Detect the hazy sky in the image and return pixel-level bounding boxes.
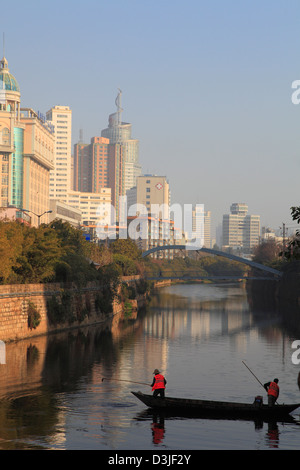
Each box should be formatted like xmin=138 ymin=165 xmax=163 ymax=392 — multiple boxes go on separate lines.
xmin=2 ymin=0 xmax=300 ymax=236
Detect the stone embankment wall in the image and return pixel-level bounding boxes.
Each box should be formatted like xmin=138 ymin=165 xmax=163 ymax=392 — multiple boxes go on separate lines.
xmin=0 ymin=276 xmax=144 ymax=343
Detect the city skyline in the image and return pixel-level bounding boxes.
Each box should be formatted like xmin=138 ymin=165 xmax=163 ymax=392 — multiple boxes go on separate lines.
xmin=1 ymin=0 xmax=299 ymax=236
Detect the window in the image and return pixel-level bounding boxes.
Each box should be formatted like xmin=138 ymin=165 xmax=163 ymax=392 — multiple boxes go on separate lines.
xmin=2 ymin=128 xmax=10 ymax=145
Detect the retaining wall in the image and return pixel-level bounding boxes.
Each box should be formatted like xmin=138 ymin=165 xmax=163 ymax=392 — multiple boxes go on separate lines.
xmin=0 ymin=281 xmax=123 ymax=342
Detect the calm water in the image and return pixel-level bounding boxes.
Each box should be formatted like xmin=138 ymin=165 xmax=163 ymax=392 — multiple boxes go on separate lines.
xmin=0 ymin=282 xmax=300 ymax=452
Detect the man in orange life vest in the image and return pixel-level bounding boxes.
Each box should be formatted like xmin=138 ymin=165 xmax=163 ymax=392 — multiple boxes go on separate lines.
xmin=264 ymin=378 xmax=279 ymax=406
xmin=151 ymin=369 xmax=167 ymax=398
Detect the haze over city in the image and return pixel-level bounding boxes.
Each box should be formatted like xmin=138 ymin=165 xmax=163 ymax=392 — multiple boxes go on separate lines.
xmin=2 ymin=0 xmax=300 ymax=236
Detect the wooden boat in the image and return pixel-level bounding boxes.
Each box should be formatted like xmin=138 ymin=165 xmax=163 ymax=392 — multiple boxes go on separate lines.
xmin=131 ymin=391 xmax=300 ymax=419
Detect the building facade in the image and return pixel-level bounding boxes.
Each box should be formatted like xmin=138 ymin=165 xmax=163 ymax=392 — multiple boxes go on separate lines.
xmin=127 ymin=175 xmax=170 ymax=219
xmin=101 ymin=90 xmax=141 ymax=194
xmin=0 ymin=56 xmax=54 ymax=226
xmin=190 ymin=205 xmax=209 ymax=248
xmin=74 ymin=136 xmax=124 ymax=221
xmin=46 ymin=105 xmax=72 ymax=201
xmin=49 ymin=199 xmax=81 ymax=227
xmin=20 ymin=108 xmax=54 ymax=226
xmin=127 ymin=214 xmax=177 ymax=259
xmin=64 ymin=188 xmax=111 ymax=226
xmin=126 ymin=175 xmax=183 ymax=258
xmin=222 ymin=203 xmax=260 ymax=253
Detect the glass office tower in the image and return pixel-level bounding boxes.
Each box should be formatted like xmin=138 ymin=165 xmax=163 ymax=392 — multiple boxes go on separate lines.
xmin=101 ymin=90 xmax=141 ymax=193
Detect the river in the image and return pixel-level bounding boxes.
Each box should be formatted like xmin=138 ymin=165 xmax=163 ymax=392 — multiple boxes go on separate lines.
xmin=0 ymin=282 xmax=300 ymax=453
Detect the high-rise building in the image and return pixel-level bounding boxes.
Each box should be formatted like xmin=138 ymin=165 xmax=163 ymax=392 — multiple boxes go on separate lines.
xmin=46 ymin=105 xmax=72 ymax=201
xmin=74 ymin=136 xmax=124 ymax=220
xmin=101 ymin=90 xmax=141 ymax=193
xmin=222 ymin=203 xmax=260 ymax=253
xmin=0 ymin=56 xmax=54 ymax=226
xmin=191 ymin=206 xmax=210 ymax=248
xmin=73 ymin=142 xmax=90 ymax=193
xmin=204 ymin=211 xmax=211 ymax=248
xmin=127 ymin=175 xmax=170 ymax=219
xmin=126 ymin=175 xmax=179 ymax=258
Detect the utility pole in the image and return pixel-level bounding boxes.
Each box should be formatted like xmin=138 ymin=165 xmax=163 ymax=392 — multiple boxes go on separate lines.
xmin=279 ymin=222 xmax=286 ymax=257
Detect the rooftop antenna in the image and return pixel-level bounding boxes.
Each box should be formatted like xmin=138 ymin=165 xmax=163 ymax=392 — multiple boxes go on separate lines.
xmin=115 ymin=88 xmax=123 ymax=126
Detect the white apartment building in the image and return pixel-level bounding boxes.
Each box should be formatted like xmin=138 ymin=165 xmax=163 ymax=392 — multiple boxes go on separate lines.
xmin=49 ymin=199 xmax=82 ymax=227
xmin=64 ymin=189 xmax=111 ymax=226
xmin=191 ymin=207 xmax=211 ymax=248
xmin=222 ymin=203 xmax=260 ymax=253
xmin=46 ymin=105 xmax=72 ymax=200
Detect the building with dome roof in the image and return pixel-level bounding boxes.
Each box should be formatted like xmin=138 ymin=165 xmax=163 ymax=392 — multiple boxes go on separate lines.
xmin=0 ymin=56 xmax=21 ymax=113
xmin=0 ymin=55 xmax=54 ymax=226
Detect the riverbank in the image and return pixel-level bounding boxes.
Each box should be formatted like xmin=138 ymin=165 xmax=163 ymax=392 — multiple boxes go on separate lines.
xmin=0 ymin=276 xmax=150 ymax=343
xmin=247 ymin=261 xmax=300 ymax=312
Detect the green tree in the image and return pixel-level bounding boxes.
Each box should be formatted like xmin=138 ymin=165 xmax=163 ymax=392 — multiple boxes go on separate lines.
xmin=252 ymin=240 xmax=281 ymax=265
xmin=110 ymin=238 xmax=143 ymax=261
xmin=281 ymin=206 xmax=300 ymax=260
xmin=112 ymin=253 xmax=138 ymax=276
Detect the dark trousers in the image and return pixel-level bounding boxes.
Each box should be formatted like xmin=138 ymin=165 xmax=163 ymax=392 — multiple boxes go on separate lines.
xmin=153 ymin=389 xmax=165 ymax=398
xmin=268 ymin=395 xmax=277 ymax=406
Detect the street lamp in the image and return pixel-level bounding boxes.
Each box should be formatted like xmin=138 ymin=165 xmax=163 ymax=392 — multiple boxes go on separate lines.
xmin=20 ymin=209 xmax=52 ymax=227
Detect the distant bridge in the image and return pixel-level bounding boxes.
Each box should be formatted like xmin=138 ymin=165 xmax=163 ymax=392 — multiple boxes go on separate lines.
xmin=142 ymin=245 xmax=283 ymax=280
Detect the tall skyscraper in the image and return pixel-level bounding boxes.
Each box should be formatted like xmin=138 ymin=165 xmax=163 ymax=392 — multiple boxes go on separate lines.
xmin=74 ymin=136 xmax=124 ymax=220
xmin=101 ymin=90 xmax=141 ymax=193
xmin=46 ymin=105 xmax=72 ymax=201
xmin=222 ymin=203 xmax=260 ymax=253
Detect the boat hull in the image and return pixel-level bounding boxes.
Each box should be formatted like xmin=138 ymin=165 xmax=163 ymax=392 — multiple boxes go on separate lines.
xmin=131 ymin=391 xmax=300 ymax=419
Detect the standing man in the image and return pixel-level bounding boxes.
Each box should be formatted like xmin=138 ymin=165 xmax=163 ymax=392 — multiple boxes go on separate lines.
xmin=264 ymin=378 xmax=279 ymax=406
xmin=151 ymin=369 xmax=167 ymax=398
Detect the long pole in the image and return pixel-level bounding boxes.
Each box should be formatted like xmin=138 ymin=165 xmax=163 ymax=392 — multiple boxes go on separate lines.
xmin=102 ymin=377 xmax=151 ymax=387
xmin=242 ymin=361 xmax=265 ymax=390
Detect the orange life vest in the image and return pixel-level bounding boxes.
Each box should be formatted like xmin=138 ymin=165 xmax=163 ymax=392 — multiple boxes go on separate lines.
xmin=152 ymin=374 xmax=166 ymax=391
xmin=268 ymin=381 xmax=279 ymax=398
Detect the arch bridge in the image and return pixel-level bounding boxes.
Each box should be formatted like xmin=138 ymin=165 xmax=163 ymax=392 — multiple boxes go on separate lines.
xmin=142 ymin=245 xmax=282 ymax=280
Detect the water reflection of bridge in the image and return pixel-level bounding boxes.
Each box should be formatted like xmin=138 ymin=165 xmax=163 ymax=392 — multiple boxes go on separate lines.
xmin=144 ymin=272 xmax=276 ymax=281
